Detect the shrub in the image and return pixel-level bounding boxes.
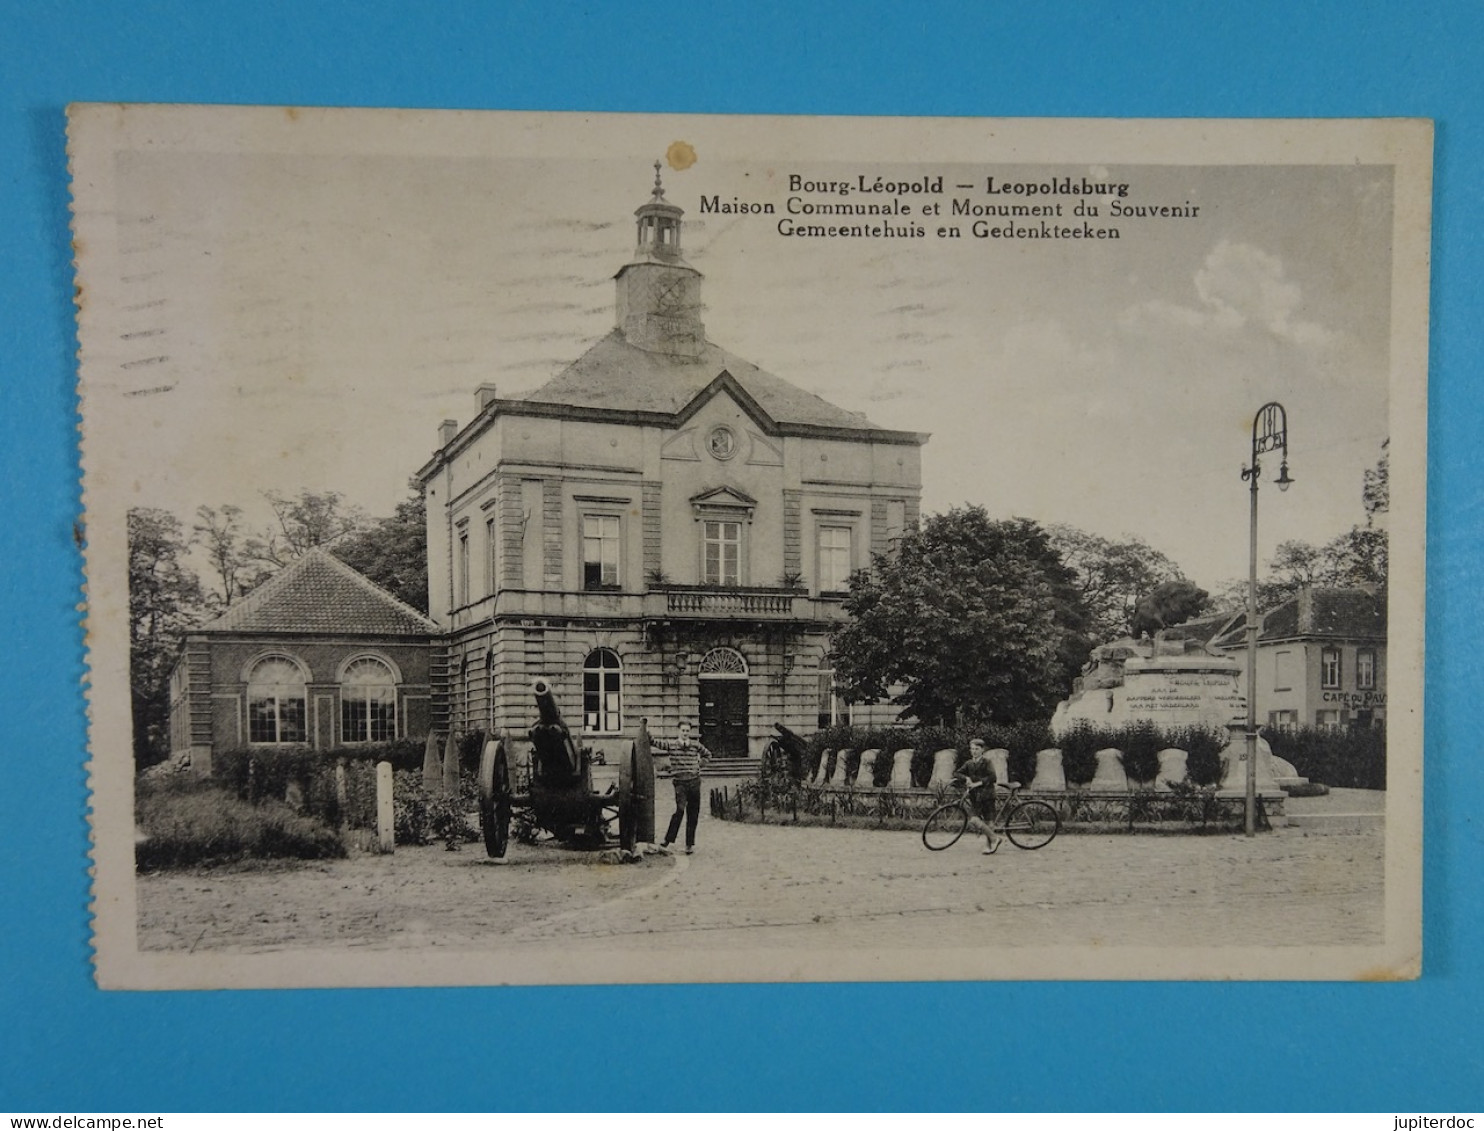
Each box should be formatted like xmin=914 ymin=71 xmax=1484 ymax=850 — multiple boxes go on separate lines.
xmin=135 ymin=774 xmax=345 ymax=869
xmin=1172 ymin=726 xmax=1229 ymax=787
xmin=1057 ymin=723 xmax=1101 ymax=786
xmin=1116 ymin=722 xmax=1163 ymax=785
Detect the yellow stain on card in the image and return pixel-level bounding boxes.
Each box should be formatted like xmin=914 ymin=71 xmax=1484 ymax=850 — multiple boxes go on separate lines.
xmin=666 ymin=141 xmax=697 ymax=171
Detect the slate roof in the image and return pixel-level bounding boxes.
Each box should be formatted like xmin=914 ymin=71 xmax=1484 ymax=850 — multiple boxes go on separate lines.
xmin=195 ymin=548 xmax=437 ymax=637
xmin=521 ymin=329 xmax=883 ymax=432
xmin=1211 ymin=587 xmax=1386 ymax=648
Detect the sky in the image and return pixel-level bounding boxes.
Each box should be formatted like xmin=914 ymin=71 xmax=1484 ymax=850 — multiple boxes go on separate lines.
xmin=97 ymin=131 xmax=1394 ymax=592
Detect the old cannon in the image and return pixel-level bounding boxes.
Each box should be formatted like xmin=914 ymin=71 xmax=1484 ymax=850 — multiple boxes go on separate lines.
xmin=476 ymin=680 xmax=656 ymax=858
xmin=769 ymin=722 xmax=810 ymax=782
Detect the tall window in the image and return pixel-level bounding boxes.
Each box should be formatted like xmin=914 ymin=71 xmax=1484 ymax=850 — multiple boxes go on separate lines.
xmin=703 ymin=520 xmax=741 ymax=585
xmin=583 ymin=648 xmax=622 ymax=733
xmin=1321 ymin=647 xmax=1342 ymax=689
xmin=818 ymin=525 xmax=853 ymax=591
xmin=247 ymin=656 xmax=307 ymax=744
xmin=582 ymin=514 xmax=621 ymax=589
xmin=1356 ymin=648 xmax=1376 ymax=690
xmin=341 ymin=657 xmax=397 ymax=743
xmin=457 ymin=530 xmax=470 ymax=607
xmin=1268 ymin=709 xmax=1298 ymax=731
xmin=1316 ymin=709 xmax=1343 ymax=731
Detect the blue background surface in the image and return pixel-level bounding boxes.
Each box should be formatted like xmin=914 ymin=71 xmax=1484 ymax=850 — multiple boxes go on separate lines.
xmin=2 ymin=0 xmax=1480 ymax=1112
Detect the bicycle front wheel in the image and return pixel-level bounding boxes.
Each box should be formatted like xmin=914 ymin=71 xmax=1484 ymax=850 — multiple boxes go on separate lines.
xmin=1004 ymin=800 xmax=1060 ymax=849
xmin=922 ymin=803 xmax=969 ymax=851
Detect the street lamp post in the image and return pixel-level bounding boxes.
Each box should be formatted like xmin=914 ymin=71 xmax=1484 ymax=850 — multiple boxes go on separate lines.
xmin=1239 ymin=402 xmax=1293 ymax=836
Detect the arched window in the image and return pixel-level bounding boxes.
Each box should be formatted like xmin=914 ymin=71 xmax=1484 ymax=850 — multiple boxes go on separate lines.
xmin=583 ymin=648 xmax=622 ymax=733
xmin=247 ymin=656 xmax=307 ymax=745
xmin=341 ymin=656 xmax=397 ymax=743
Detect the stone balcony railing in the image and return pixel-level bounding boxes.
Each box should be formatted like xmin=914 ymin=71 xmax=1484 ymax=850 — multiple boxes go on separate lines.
xmin=658 ymin=585 xmax=799 ymax=617
xmin=444 ymin=584 xmax=842 ymax=629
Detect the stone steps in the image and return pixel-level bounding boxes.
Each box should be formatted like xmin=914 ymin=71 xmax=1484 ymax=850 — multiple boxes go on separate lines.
xmin=658 ymin=757 xmax=761 ymax=778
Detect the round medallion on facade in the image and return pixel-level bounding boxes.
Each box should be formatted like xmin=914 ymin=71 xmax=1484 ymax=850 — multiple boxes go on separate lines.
xmin=707 ymin=425 xmax=737 ymax=461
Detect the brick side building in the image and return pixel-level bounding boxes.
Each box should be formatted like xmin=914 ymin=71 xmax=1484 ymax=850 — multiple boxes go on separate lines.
xmin=169 ymin=547 xmax=439 ymax=770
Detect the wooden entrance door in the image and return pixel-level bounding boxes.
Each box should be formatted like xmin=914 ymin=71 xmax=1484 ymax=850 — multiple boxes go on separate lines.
xmin=699 ymin=679 xmax=749 ymax=758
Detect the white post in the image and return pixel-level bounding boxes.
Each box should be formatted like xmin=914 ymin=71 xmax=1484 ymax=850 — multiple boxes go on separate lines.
xmin=376 ymin=760 xmax=395 ymax=852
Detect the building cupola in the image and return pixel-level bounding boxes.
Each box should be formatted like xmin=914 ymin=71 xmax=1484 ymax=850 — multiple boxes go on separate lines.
xmin=615 ymin=162 xmax=705 ymax=357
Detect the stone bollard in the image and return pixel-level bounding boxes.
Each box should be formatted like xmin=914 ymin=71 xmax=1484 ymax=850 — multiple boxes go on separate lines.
xmin=1156 ymin=748 xmax=1189 ymax=792
xmin=889 ymin=749 xmax=916 ymax=789
xmin=812 ymin=749 xmax=833 ymax=785
xmin=928 ymin=748 xmax=958 ymax=788
xmin=376 ymin=760 xmax=395 ymax=852
xmin=442 ymin=731 xmax=460 ymax=799
xmin=856 ymin=749 xmax=880 ymax=790
xmin=1028 ymin=749 xmax=1066 ymax=792
xmin=831 ymin=749 xmax=856 ymax=787
xmin=986 ymin=748 xmax=1012 ymax=787
xmin=1089 ymin=748 xmax=1129 ymax=792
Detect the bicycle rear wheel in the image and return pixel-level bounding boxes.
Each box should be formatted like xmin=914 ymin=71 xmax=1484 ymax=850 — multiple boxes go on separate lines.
xmin=922 ymin=803 xmax=969 ymax=851
xmin=1003 ymin=800 xmax=1060 ymax=849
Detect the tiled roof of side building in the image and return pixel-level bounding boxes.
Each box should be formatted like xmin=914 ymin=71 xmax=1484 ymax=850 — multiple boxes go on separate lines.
xmin=1211 ymin=587 xmax=1385 ymax=647
xmin=195 ymin=547 xmax=438 ymax=636
xmin=1304 ymin=587 xmax=1387 ymax=637
xmin=521 ymin=329 xmax=884 ymax=432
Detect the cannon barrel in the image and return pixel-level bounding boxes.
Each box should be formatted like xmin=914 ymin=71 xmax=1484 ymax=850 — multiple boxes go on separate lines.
xmin=533 ymin=679 xmax=565 ymax=727
xmin=529 ymin=679 xmax=581 ymax=784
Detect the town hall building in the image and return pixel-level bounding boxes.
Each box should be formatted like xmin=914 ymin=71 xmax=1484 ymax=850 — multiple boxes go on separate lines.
xmin=414 ymin=169 xmax=927 ymax=763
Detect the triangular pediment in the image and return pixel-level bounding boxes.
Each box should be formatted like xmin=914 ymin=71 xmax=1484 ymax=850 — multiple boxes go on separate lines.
xmin=689 ymin=485 xmax=759 ymax=509
xmin=674 ymin=371 xmax=780 ymax=435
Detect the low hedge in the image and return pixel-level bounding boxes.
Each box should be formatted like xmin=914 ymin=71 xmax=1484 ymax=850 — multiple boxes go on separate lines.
xmin=135 ymin=774 xmax=345 ymax=870
xmin=212 ymin=739 xmax=482 ymax=837
xmin=1266 ymin=725 xmax=1386 ymax=790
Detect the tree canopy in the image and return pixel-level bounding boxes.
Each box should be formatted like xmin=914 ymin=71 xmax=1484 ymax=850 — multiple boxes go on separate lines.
xmin=1046 ymin=524 xmax=1188 ymax=642
xmin=333 ymin=492 xmax=430 ymax=613
xmin=830 ymin=508 xmax=1092 ymax=725
xmin=1214 ymin=438 xmax=1389 ymax=611
xmin=128 ymin=508 xmax=205 ymax=767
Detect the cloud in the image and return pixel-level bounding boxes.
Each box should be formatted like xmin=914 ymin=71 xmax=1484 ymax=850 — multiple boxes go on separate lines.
xmin=1121 ymin=239 xmax=1340 ymax=350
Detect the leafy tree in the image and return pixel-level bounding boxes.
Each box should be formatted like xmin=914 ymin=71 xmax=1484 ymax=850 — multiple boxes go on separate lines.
xmin=1130 ymin=578 xmax=1211 ymax=637
xmin=333 ymin=492 xmax=430 ymax=614
xmin=193 ymin=490 xmax=369 ymax=606
xmin=1215 ymin=438 xmax=1389 ymax=610
xmin=128 ymin=508 xmax=205 ymax=768
xmin=1363 ymin=437 xmax=1389 ymax=522
xmin=245 ymin=489 xmax=368 ymax=570
xmin=1047 ymin=525 xmax=1187 ymax=642
xmin=192 ymin=503 xmax=256 ymax=609
xmin=830 ymin=508 xmax=1092 ymax=725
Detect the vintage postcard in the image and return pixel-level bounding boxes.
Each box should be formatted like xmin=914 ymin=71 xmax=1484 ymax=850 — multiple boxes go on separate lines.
xmin=70 ymin=105 xmax=1430 ymax=988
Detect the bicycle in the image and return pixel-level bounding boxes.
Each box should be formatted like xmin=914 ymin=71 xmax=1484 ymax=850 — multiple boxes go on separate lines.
xmin=922 ymin=776 xmax=1061 ymax=852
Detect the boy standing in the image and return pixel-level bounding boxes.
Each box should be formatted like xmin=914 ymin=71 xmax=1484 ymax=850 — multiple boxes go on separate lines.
xmin=655 ymin=720 xmax=712 ymax=854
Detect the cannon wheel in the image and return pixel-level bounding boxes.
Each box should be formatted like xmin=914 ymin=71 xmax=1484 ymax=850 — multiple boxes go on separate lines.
xmin=616 ymin=743 xmax=638 ymax=853
xmin=478 ymin=738 xmax=512 ymax=858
